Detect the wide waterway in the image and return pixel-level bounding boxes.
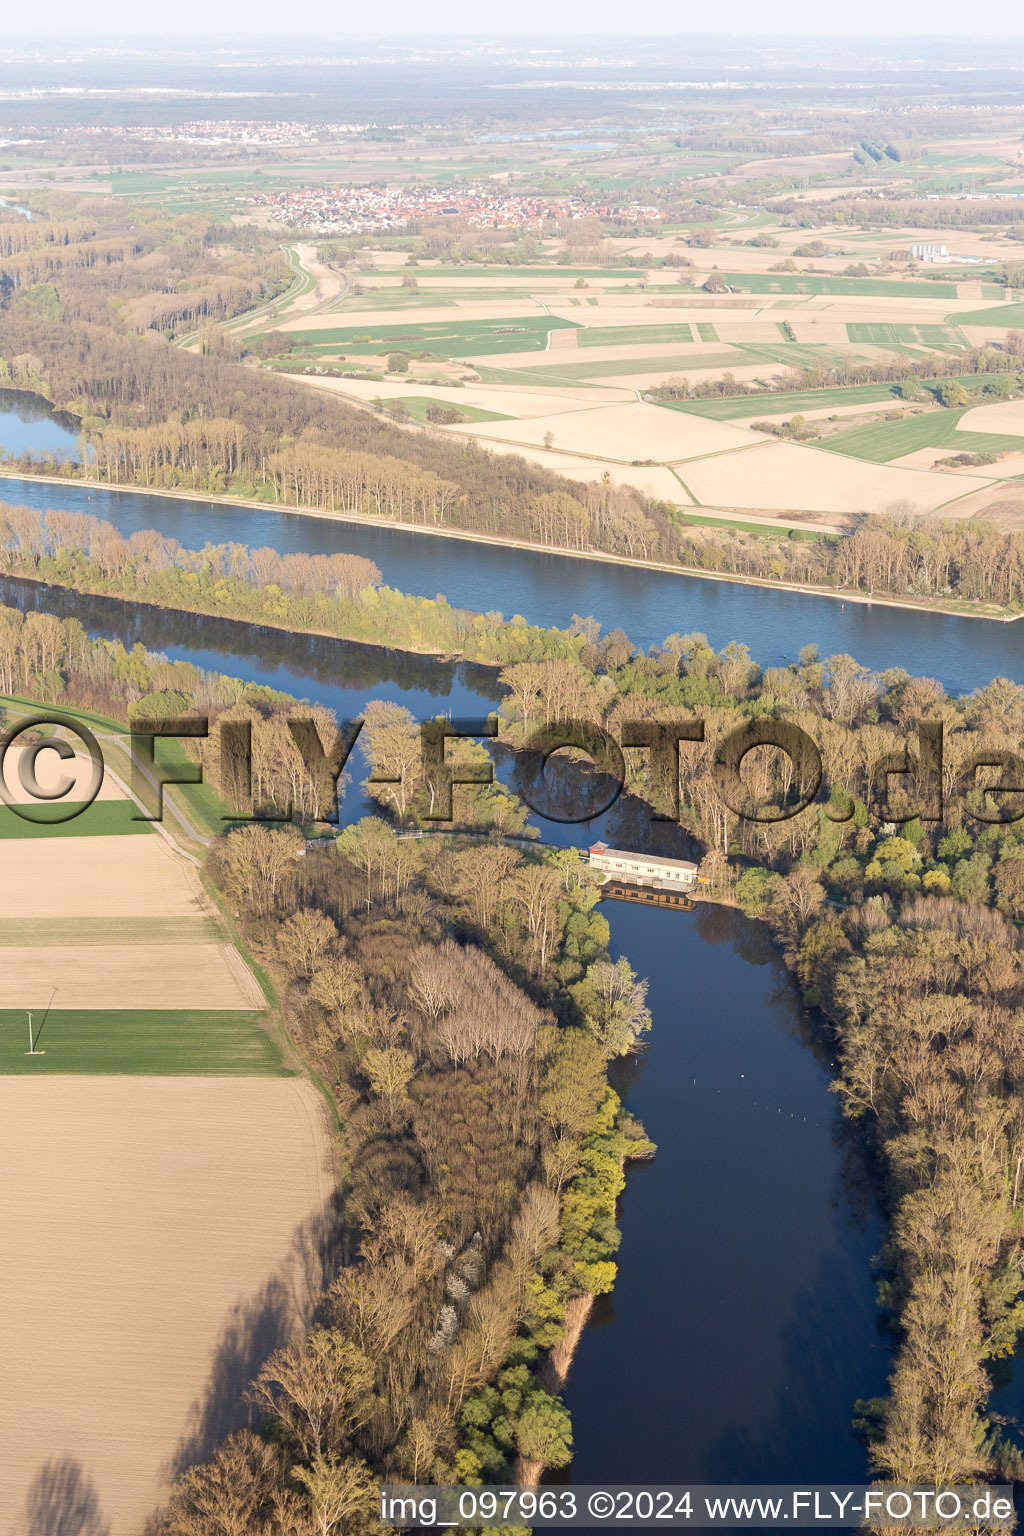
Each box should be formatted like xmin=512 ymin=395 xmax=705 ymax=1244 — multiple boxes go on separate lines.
xmin=1 ymin=401 xmax=1023 ymax=693
xmin=0 ymin=569 xmax=891 ymax=1510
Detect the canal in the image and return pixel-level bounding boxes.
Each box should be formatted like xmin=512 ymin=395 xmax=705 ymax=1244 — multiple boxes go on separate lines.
xmin=1 ymin=399 xmax=1022 ymax=693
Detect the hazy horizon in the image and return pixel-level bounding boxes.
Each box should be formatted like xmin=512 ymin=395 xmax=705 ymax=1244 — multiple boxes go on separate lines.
xmin=6 ymin=6 xmax=1024 ymax=40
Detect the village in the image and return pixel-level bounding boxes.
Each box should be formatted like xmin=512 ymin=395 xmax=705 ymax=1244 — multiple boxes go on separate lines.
xmin=249 ymin=181 xmax=668 ymax=232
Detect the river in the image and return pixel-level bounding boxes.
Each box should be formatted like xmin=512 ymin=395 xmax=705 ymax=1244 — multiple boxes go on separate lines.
xmin=1 ymin=401 xmax=1022 ymax=693
xmin=0 ymin=561 xmax=892 ymax=1511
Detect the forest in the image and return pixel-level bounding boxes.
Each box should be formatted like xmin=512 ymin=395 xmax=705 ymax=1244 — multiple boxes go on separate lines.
xmin=0 ymin=600 xmax=654 ymax=1533
xmin=0 ymin=195 xmax=666 ymax=562
xmin=8 ymin=550 xmax=1024 ymax=1507
xmin=7 ymin=194 xmax=1024 ymax=606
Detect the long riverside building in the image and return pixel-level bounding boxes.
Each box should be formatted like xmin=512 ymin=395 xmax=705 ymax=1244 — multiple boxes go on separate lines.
xmin=588 ymin=841 xmax=698 ymax=890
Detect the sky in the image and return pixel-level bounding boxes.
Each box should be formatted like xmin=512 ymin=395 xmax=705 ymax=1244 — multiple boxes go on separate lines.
xmin=8 ymin=0 xmax=1024 ymax=39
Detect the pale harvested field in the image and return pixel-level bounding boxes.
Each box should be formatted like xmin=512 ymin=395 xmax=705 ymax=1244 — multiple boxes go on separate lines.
xmin=452 ymin=402 xmax=757 ymax=461
xmin=292 ymin=372 xmax=628 ymax=414
xmin=402 ymin=272 xmax=636 ymax=291
xmin=0 ymin=835 xmax=212 ymax=921
xmin=437 ymin=434 xmax=685 ymax=499
xmin=0 ymin=743 xmax=124 ymax=805
xmin=958 ymin=400 xmax=1024 ymax=434
xmin=777 ymin=293 xmax=980 ymax=321
xmin=681 ymin=440 xmax=994 ymax=515
xmin=0 ymin=942 xmax=264 ymax=1010
xmin=787 ymin=319 xmax=857 ymax=345
xmin=961 ymin=322 xmax=1015 ymax=346
xmin=892 ymin=446 xmax=1024 ymax=478
xmin=943 ymin=486 xmax=1024 ymax=523
xmin=597 ymin=362 xmax=772 ymax=390
xmin=284 ymin=300 xmax=542 ymax=331
xmin=542 ymin=302 xmax=742 ymax=327
xmin=489 ymin=338 xmax=744 ymax=369
xmin=712 ymin=322 xmax=794 ymax=343
xmin=0 ymin=1076 xmax=335 ymax=1536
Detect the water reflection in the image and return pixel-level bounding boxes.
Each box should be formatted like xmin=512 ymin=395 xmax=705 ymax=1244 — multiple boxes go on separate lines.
xmin=0 ymin=393 xmax=80 ymax=461
xmin=542 ymin=901 xmax=888 ymax=1512
xmin=0 ymin=447 xmax=1021 ymax=690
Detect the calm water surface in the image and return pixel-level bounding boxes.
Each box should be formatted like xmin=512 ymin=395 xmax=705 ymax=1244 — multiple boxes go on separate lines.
xmin=557 ymin=901 xmax=886 ymax=1496
xmin=1 ymin=400 xmax=1022 ymax=693
xmin=0 ymin=394 xmax=79 ymax=461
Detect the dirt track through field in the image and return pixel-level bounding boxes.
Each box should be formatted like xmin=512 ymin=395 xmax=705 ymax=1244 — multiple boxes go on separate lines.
xmin=0 ymin=1076 xmax=336 ymax=1536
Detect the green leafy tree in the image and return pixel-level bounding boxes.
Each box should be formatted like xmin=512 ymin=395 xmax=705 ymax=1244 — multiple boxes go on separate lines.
xmin=514 ymin=1390 xmax=573 ymax=1468
xmin=937 ymin=380 xmax=968 ymax=408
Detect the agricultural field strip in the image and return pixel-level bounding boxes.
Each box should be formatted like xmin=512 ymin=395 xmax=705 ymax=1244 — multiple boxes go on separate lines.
xmin=470 ymin=353 xmax=745 ymax=383
xmin=459 ymin=420 xmax=772 ymax=468
xmin=956 ymin=302 xmax=1024 ymax=327
xmin=0 ymin=1077 xmax=332 ymax=1531
xmin=264 ymin=315 xmax=583 ymax=355
xmin=0 ymin=916 xmax=223 ymax=945
xmin=0 ymin=1010 xmax=287 ymax=1075
xmin=0 ymin=943 xmax=265 ymax=1010
xmin=657 ymin=378 xmax=1015 ymax=420
xmin=0 ymin=835 xmax=210 ymax=919
xmin=815 ymin=409 xmax=1024 ymax=463
xmin=0 ymin=802 xmax=154 ymax=837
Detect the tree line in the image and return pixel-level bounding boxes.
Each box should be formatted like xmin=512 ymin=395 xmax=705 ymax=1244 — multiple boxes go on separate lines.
xmin=646 ymin=339 xmax=1024 ymax=403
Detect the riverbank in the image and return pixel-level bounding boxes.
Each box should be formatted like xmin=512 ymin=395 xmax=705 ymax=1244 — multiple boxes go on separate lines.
xmin=3 ymin=466 xmax=1020 ymax=626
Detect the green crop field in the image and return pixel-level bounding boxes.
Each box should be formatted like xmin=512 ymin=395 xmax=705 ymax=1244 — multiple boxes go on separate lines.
xmin=383 ymin=396 xmax=512 ymax=424
xmin=652 ymin=374 xmax=1003 ymax=421
xmin=654 ymin=383 xmax=905 ymax=419
xmin=956 ymin=302 xmax=1024 ymax=328
xmin=0 ymin=1009 xmax=289 ymax=1075
xmin=0 ymin=801 xmax=153 ymax=838
xmin=472 ymin=351 xmax=743 ymax=384
xmin=722 ymin=273 xmax=958 ymax=298
xmin=816 ymin=409 xmax=1024 ymax=463
xmin=263 ymin=315 xmax=582 ymax=357
xmin=847 ymin=323 xmax=966 ymax=347
xmin=578 ymin=323 xmax=695 ymax=347
xmin=697 ymin=322 xmax=720 ymax=341
xmin=732 ymin=341 xmax=848 ymax=369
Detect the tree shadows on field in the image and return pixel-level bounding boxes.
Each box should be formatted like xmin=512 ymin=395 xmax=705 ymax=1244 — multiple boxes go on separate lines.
xmin=168 ymin=1187 xmax=343 ymax=1477
xmin=17 ymin=1458 xmax=109 ymax=1536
